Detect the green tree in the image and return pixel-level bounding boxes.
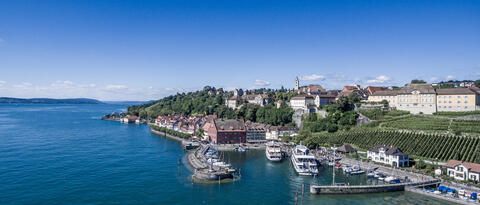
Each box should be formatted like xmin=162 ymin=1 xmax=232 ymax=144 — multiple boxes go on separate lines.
xmin=411 ymin=79 xmax=427 ymax=84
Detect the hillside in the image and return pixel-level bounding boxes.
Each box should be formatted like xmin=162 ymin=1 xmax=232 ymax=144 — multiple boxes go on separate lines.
xmin=127 ymin=86 xmax=295 ymax=126
xmin=0 ymin=97 xmax=103 ymax=104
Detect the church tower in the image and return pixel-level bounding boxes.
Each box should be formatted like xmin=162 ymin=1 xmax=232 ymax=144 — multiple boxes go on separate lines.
xmin=295 ymin=76 xmax=300 ymax=90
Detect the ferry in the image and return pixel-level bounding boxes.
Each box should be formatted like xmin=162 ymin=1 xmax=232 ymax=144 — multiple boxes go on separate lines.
xmin=290 ymin=145 xmax=319 ymax=176
xmin=265 ymin=141 xmax=283 ymax=162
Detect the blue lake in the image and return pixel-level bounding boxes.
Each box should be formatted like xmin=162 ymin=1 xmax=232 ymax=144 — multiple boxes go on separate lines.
xmin=0 ymin=104 xmax=449 ymax=204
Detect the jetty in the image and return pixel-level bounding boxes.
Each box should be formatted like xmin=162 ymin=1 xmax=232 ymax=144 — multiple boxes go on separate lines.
xmin=310 ymin=179 xmax=441 ymax=194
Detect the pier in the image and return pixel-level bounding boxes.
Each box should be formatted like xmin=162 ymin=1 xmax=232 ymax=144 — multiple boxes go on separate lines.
xmin=310 ymin=179 xmax=441 ymax=194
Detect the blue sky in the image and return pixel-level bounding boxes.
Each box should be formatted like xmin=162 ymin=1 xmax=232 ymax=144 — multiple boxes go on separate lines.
xmin=0 ymin=0 xmax=479 ymax=100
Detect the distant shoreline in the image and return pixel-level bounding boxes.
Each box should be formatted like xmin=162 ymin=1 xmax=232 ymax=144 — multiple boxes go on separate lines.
xmin=0 ymin=97 xmax=103 ymax=104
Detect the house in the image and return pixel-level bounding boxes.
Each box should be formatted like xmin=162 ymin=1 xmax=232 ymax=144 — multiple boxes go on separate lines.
xmin=265 ymin=125 xmax=279 ymax=140
xmin=233 ymin=88 xmax=244 ymax=97
xmin=245 ymin=122 xmax=266 ymax=143
xmin=278 ymin=126 xmax=298 ymax=137
xmin=436 ymin=88 xmax=477 ymax=112
xmin=367 ymin=145 xmax=409 ymax=167
xmin=444 ymin=160 xmax=480 ymax=182
xmin=244 ymin=94 xmax=271 ymax=107
xmin=337 ymin=85 xmax=367 ymax=100
xmin=365 ymin=86 xmax=388 ymax=96
xmin=314 ymin=93 xmax=337 ymax=107
xmin=225 ymin=96 xmax=240 ymax=109
xmin=204 ymin=119 xmax=246 ymax=144
xmin=121 ymin=115 xmax=138 ymax=123
xmin=297 ymin=84 xmax=326 ymax=95
xmin=290 ymin=95 xmax=315 ymax=111
xmin=367 ymin=90 xmax=399 ymax=108
xmin=337 ymin=144 xmax=357 ymax=154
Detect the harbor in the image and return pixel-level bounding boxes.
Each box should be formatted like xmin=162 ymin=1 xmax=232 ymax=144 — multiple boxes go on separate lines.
xmin=187 ymin=145 xmax=240 ymax=183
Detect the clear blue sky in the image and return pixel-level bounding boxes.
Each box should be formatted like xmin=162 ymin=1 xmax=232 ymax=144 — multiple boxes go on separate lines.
xmin=0 ymin=0 xmax=479 ymax=100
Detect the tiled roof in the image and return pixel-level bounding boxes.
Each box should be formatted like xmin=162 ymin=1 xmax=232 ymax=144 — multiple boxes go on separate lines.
xmin=445 ymin=160 xmax=480 ymax=173
xmin=370 ymin=90 xmax=398 ymax=96
xmin=214 ymin=119 xmax=245 ymax=131
xmin=436 ymin=88 xmax=476 ymax=95
xmin=291 ymin=95 xmax=314 ymax=100
xmin=397 ymin=84 xmax=436 ymax=94
xmin=369 ymin=145 xmax=406 ymax=156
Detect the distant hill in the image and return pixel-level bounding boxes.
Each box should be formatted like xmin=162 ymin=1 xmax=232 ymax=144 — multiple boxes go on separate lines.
xmin=0 ymin=97 xmax=103 ymax=104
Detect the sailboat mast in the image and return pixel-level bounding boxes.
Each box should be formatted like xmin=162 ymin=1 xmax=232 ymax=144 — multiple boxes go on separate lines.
xmin=332 ymin=147 xmax=335 ymax=185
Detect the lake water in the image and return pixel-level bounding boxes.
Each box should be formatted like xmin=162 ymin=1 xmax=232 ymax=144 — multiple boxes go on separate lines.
xmin=0 ymin=104 xmax=449 ymax=204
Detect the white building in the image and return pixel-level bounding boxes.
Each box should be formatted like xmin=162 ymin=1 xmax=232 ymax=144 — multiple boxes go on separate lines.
xmin=445 ymin=160 xmax=480 ymax=182
xmin=244 ymin=94 xmax=271 ymax=107
xmin=396 ymin=84 xmax=437 ymax=114
xmin=290 ymin=95 xmax=316 ymax=112
xmin=367 ymin=84 xmax=436 ymax=114
xmin=225 ymin=97 xmax=239 ymax=109
xmin=367 ymin=145 xmax=409 ymax=167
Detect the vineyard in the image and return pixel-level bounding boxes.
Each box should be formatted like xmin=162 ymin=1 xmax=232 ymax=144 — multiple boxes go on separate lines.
xmin=303 ymin=129 xmax=480 ymax=163
xmin=380 ymin=115 xmax=480 ymax=134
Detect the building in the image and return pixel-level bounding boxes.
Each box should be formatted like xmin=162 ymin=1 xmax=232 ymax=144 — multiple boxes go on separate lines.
xmin=245 ymin=122 xmax=266 ymax=143
xmin=436 ymin=88 xmax=477 ymax=112
xmin=444 ymin=160 xmax=480 ymax=182
xmin=365 ymin=86 xmax=388 ymax=96
xmin=204 ymin=119 xmax=246 ymax=144
xmin=265 ymin=125 xmax=279 ymax=140
xmin=295 ymin=76 xmax=300 ymax=90
xmin=368 ymin=84 xmax=480 ymax=113
xmin=290 ymin=95 xmax=316 ymax=112
xmin=396 ymin=84 xmax=437 ymax=114
xmin=367 ymin=90 xmax=399 ymax=108
xmin=337 ymin=85 xmax=367 ymax=100
xmin=337 ymin=144 xmax=357 ymax=154
xmin=121 ymin=115 xmax=138 ymax=123
xmin=244 ymin=94 xmax=271 ymax=107
xmin=367 ymin=145 xmax=409 ymax=167
xmin=233 ymin=88 xmax=244 ymax=97
xmin=278 ymin=126 xmax=298 ymax=137
xmin=225 ymin=96 xmax=240 ymax=109
xmin=314 ymin=93 xmax=337 ymax=107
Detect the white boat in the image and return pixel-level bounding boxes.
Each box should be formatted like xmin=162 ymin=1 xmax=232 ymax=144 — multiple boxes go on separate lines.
xmin=265 ymin=141 xmax=283 ymax=162
xmin=290 ymin=145 xmax=319 ymax=176
xmin=367 ymin=171 xmax=375 ymax=178
xmin=384 ymin=176 xmax=399 ymax=183
xmin=348 ymin=165 xmax=364 ymax=175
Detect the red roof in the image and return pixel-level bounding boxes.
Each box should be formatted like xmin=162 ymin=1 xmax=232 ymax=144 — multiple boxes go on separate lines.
xmin=366 ymin=86 xmax=388 ymax=95
xmin=444 ymin=160 xmax=480 ymax=173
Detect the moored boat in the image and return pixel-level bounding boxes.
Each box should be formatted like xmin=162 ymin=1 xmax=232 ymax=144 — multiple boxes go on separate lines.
xmin=290 ymin=145 xmax=319 ymax=176
xmin=265 ymin=141 xmax=283 ymax=162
